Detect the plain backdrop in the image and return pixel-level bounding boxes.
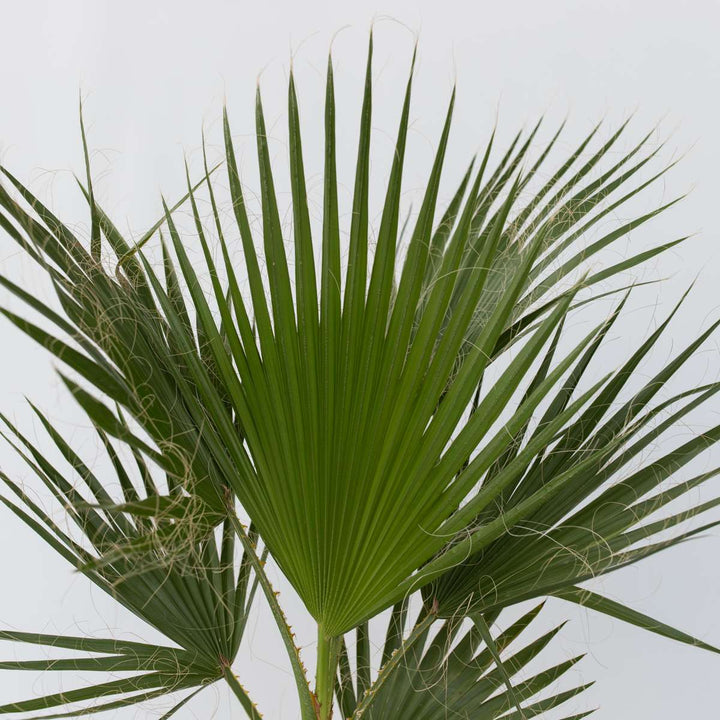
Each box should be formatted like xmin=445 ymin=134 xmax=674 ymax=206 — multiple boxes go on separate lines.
xmin=2 ymin=1 xmax=720 ymax=717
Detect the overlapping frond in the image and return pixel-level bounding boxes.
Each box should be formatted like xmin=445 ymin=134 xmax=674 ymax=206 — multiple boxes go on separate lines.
xmin=0 ymin=410 xmax=264 ymax=717
xmin=419 ymin=299 xmax=720 ymax=618
xmin=337 ymin=602 xmax=592 ymax=720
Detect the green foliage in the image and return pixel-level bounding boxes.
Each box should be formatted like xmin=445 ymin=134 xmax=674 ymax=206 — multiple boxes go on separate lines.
xmin=349 ymin=603 xmax=593 ymax=720
xmin=1 ymin=35 xmax=719 ymax=719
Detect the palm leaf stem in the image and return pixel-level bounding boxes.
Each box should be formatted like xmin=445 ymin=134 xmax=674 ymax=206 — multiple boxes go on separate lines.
xmin=316 ymin=626 xmax=341 ymax=720
xmin=222 ymin=662 xmax=263 ymax=719
xmin=227 ymin=512 xmax=316 ymax=720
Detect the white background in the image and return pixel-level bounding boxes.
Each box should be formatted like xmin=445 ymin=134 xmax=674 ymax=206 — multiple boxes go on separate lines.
xmin=2 ymin=1 xmax=720 ymax=717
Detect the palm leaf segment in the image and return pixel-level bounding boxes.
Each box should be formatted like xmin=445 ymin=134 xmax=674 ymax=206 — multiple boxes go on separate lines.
xmin=1 ymin=36 xmax=720 ymax=718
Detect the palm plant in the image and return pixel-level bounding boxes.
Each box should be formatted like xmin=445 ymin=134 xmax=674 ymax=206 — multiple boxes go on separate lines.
xmin=1 ymin=35 xmax=719 ymax=719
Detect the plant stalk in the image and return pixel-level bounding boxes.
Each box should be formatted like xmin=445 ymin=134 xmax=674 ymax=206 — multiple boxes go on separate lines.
xmin=222 ymin=662 xmax=263 ymax=719
xmin=227 ymin=513 xmax=316 ymax=720
xmin=315 ymin=624 xmax=340 ymax=720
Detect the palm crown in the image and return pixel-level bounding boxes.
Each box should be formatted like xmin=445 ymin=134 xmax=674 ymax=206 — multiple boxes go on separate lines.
xmin=1 ymin=35 xmax=719 ymax=720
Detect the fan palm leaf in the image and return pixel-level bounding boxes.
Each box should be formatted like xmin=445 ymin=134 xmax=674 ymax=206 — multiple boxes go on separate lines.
xmin=349 ymin=603 xmax=592 ymax=720
xmin=0 ymin=408 xmax=264 ymax=717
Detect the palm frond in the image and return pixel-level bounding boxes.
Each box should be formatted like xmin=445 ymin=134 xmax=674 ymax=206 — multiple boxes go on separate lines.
xmin=0 ymin=409 xmax=263 ymax=717
xmin=343 ymin=602 xmax=592 ymax=720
